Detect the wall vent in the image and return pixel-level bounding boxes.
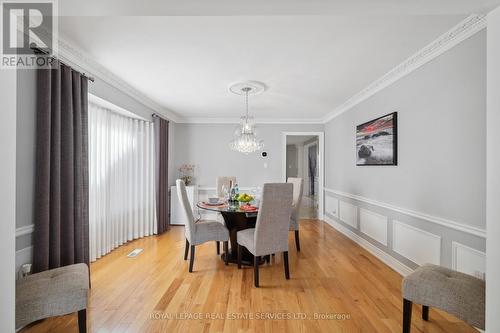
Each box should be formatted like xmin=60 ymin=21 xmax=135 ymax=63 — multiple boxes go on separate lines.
xmin=127 ymin=249 xmax=144 ymax=258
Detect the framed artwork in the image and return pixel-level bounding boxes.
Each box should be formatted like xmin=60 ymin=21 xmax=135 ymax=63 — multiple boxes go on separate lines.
xmin=356 ymin=112 xmax=398 ymax=166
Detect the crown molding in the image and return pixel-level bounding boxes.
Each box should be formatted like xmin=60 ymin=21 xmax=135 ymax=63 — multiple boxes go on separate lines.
xmin=178 ymin=117 xmax=325 ymax=124
xmin=55 ymin=36 xmax=183 ymax=123
xmin=322 ymin=14 xmax=487 ymax=124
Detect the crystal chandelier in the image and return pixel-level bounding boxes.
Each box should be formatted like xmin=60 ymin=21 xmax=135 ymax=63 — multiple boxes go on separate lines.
xmin=229 ymin=85 xmax=264 ymax=154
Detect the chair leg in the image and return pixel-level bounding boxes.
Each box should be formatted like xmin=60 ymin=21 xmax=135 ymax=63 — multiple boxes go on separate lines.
xmin=237 ymin=244 xmax=242 ymax=269
xmin=403 ymin=298 xmax=412 ymax=333
xmin=294 ymin=230 xmax=301 ymax=251
xmin=216 ymin=241 xmax=220 ymax=254
xmin=189 ymin=245 xmax=196 ymax=272
xmin=78 ymin=309 xmax=86 ymax=333
xmin=254 ymin=256 xmax=260 ymax=287
xmin=422 ymin=305 xmax=429 ymax=321
xmin=265 ymin=255 xmax=270 ymax=263
xmin=184 ymin=239 xmax=189 ymax=260
xmin=283 ymin=251 xmax=290 ymax=279
xmin=223 ymin=241 xmax=229 ymax=265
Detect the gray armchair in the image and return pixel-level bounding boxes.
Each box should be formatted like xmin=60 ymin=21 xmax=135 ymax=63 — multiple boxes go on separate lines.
xmin=236 ymin=183 xmax=293 ymax=287
xmin=177 ymin=179 xmax=230 ymax=272
xmin=287 ymin=177 xmax=304 ymax=251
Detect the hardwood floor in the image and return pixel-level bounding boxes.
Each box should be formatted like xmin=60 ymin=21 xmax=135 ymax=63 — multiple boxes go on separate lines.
xmin=20 ymin=220 xmax=478 ymax=333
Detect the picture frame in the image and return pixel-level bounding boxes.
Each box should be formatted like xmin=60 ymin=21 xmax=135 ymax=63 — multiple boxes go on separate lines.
xmin=356 ymin=112 xmax=398 ymax=166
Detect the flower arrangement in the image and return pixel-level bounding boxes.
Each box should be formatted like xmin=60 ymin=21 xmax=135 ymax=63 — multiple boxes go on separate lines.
xmin=179 ymin=164 xmax=195 ymax=185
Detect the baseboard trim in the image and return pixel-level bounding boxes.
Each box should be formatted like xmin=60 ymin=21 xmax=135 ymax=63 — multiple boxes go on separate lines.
xmin=324 ymin=188 xmax=486 ymax=238
xmin=323 ymin=215 xmax=413 ymax=277
xmin=15 ymin=246 xmax=33 ymax=278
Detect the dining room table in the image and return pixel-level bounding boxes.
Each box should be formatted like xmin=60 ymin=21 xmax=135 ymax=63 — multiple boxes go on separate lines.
xmin=196 ymin=201 xmax=263 ymax=266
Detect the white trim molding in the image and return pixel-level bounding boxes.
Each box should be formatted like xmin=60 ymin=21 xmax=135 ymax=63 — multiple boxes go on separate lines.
xmin=451 ymin=241 xmax=486 ymax=279
xmin=393 ymin=220 xmax=441 ymax=266
xmin=324 ymin=188 xmax=486 ymax=238
xmin=359 ymin=208 xmax=388 ymax=246
xmin=16 ymin=225 xmax=34 ymax=238
xmin=322 ymin=14 xmax=487 ymax=123
xmin=324 ymin=216 xmax=413 ymax=277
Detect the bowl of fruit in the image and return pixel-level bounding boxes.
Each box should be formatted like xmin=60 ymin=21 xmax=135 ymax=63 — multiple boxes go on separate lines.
xmin=235 ymin=193 xmax=254 ymax=206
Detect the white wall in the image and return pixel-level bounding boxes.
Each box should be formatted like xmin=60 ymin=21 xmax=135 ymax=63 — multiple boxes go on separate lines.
xmin=0 ymin=70 xmax=17 ymax=332
xmin=325 ymin=31 xmax=486 ymax=230
xmin=486 ymin=6 xmax=500 ymax=332
xmin=173 ymin=123 xmax=323 ymax=187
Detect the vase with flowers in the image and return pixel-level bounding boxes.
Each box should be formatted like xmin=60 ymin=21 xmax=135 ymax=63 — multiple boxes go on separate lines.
xmin=179 ymin=164 xmax=195 ymax=186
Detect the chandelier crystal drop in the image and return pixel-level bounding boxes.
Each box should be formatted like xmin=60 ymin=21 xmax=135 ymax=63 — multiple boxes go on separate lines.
xmin=229 ymin=86 xmax=264 ymax=154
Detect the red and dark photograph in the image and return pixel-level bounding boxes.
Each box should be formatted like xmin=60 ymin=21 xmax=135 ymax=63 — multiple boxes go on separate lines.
xmin=356 ymin=112 xmax=397 ymax=165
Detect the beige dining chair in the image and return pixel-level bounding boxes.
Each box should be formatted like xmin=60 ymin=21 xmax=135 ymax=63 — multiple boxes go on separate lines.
xmin=236 ymin=183 xmax=293 ymax=287
xmin=287 ymin=177 xmax=304 ymax=251
xmin=177 ymin=179 xmax=230 ymax=272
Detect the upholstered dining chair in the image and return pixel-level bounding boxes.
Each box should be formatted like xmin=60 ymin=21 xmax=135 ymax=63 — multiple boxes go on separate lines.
xmin=176 ymin=179 xmax=230 ymax=272
xmin=236 ymin=183 xmax=293 ymax=287
xmin=287 ymin=177 xmax=304 ymax=251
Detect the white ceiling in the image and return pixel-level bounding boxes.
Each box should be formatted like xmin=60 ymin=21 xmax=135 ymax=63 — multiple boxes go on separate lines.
xmin=59 ymin=0 xmax=499 ymax=16
xmin=57 ymin=1 xmax=499 ymax=122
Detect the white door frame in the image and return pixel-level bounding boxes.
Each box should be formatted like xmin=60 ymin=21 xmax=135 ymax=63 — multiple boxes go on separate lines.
xmin=282 ymin=132 xmax=324 ymax=220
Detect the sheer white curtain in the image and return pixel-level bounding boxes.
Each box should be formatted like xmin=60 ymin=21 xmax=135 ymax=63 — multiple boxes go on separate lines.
xmin=89 ymin=103 xmax=157 ymax=262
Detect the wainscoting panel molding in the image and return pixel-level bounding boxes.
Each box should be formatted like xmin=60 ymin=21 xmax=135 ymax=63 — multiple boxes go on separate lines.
xmin=393 ymin=221 xmax=441 ymax=266
xmin=452 ymin=242 xmax=486 ymax=279
xmin=325 ymin=196 xmax=339 ymax=218
xmin=324 ymin=216 xmax=413 ymax=277
xmin=324 ymin=188 xmax=485 ymax=238
xmin=359 ymin=208 xmax=388 ymax=246
xmin=339 ymin=201 xmax=358 ymax=229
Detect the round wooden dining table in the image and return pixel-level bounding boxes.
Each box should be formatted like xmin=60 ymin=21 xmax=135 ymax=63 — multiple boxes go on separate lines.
xmin=196 ymin=202 xmax=262 ymax=266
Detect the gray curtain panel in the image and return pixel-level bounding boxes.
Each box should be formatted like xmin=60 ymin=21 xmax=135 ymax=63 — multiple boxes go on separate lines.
xmin=33 ymin=61 xmax=89 ymax=273
xmin=154 ymin=115 xmax=170 ymax=234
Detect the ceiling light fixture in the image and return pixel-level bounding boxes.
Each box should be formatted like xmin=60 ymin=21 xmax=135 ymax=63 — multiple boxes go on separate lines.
xmin=229 ymin=81 xmax=265 ymax=154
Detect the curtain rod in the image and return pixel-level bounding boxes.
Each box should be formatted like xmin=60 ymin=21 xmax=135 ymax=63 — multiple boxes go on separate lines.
xmin=30 ymin=45 xmax=95 ymax=82
xmin=152 ymin=113 xmax=170 ymax=122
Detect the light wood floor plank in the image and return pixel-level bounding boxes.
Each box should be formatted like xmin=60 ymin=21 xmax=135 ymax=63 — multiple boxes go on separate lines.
xmin=20 ymin=220 xmax=478 ymax=333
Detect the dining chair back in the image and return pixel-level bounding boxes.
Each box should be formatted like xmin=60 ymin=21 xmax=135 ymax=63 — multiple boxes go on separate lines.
xmin=287 ymin=177 xmax=304 ymax=229
xmin=216 ymin=176 xmax=237 ymax=197
xmin=176 ymin=179 xmax=196 ymax=243
xmin=254 ymin=183 xmax=294 ymax=256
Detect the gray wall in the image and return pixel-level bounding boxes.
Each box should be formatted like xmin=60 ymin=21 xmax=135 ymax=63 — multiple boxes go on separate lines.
xmin=16 ymin=69 xmax=36 ymax=253
xmin=486 ymin=7 xmax=500 ymax=332
xmin=325 ymin=31 xmax=486 ymax=229
xmin=324 ymin=31 xmax=486 ymax=271
xmin=286 ymin=144 xmax=298 ymax=178
xmin=173 ymin=123 xmax=323 ymax=187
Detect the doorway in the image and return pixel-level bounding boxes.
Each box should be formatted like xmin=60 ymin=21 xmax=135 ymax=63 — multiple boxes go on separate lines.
xmin=282 ymin=132 xmax=324 ymax=220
